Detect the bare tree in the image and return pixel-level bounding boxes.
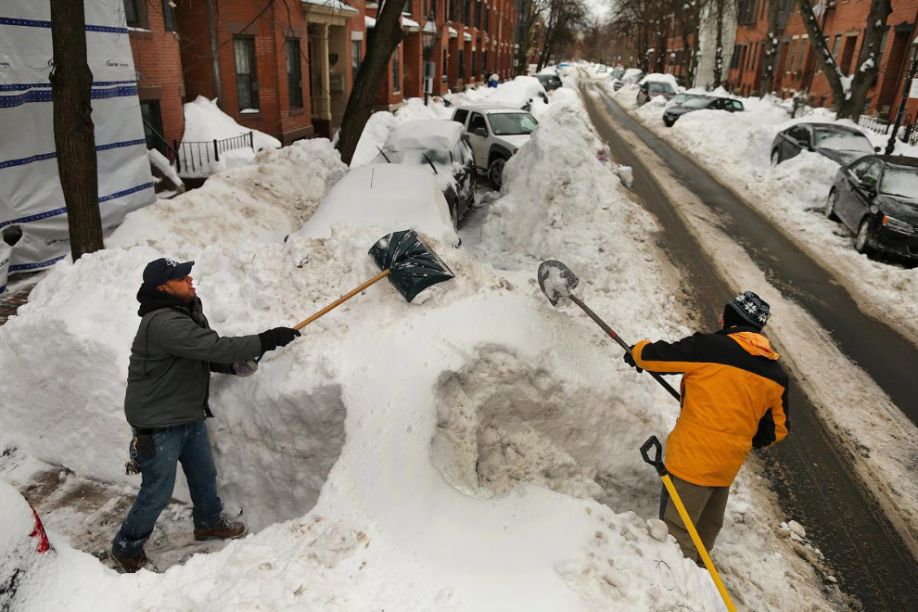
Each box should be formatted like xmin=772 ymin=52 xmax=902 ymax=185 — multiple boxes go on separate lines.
xmin=796 ymin=0 xmax=891 ymax=120
xmin=757 ymin=0 xmax=781 ymax=95
xmin=336 ymin=0 xmax=407 ymax=165
xmin=712 ymin=0 xmax=726 ymax=88
xmin=516 ymin=0 xmax=550 ymax=75
xmin=536 ymin=0 xmax=589 ymax=71
xmin=50 ymin=0 xmax=103 ymax=260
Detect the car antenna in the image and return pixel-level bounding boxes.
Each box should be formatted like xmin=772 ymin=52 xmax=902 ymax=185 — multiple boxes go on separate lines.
xmin=421 ymin=152 xmax=438 ymax=174
xmin=376 ymin=146 xmax=391 ymax=163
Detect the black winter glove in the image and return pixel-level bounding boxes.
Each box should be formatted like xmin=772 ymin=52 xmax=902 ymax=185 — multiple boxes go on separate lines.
xmin=623 ymin=345 xmax=643 ymax=373
xmin=259 ymin=327 xmax=301 ymax=352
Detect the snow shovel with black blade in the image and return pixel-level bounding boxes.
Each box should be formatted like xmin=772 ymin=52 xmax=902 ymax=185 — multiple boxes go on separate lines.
xmin=292 ymin=229 xmax=454 ymax=330
xmin=641 ymin=436 xmax=737 ymax=612
xmin=245 ymin=230 xmax=453 ymax=370
xmin=536 ymin=259 xmax=680 ymax=401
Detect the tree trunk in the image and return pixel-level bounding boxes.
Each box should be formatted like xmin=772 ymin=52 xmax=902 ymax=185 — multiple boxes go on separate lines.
xmin=758 ymin=0 xmax=780 ymax=95
xmin=515 ymin=0 xmax=533 ymax=75
xmin=796 ymin=0 xmax=889 ymax=120
xmin=336 ymin=0 xmax=407 ymax=166
xmin=50 ymin=0 xmax=103 ymax=261
xmin=713 ymin=0 xmax=725 ymax=88
xmin=796 ymin=0 xmax=845 ymax=108
xmin=840 ymin=0 xmax=892 ymax=120
xmin=207 ymin=0 xmax=222 ymax=102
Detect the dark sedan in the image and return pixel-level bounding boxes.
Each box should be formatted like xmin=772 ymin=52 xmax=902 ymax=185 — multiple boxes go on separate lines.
xmin=825 ymin=155 xmax=918 ymax=260
xmin=662 ymin=96 xmax=743 ymax=127
xmin=771 ymin=123 xmax=877 ymax=166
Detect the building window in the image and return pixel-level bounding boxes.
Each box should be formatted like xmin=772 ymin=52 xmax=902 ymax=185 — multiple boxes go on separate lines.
xmin=234 ymin=37 xmax=259 ymax=111
xmin=392 ymin=45 xmax=400 ymax=93
xmin=162 ymin=0 xmax=175 ymax=31
xmin=352 ymin=41 xmax=362 ymax=87
xmin=286 ymin=38 xmax=303 ymax=109
xmin=123 ymin=0 xmax=142 ymax=27
xmin=443 ymin=48 xmax=448 ymax=81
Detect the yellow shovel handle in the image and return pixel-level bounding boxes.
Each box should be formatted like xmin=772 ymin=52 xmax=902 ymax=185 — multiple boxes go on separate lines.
xmin=293 ymin=269 xmax=391 ymax=331
xmin=662 ymin=473 xmax=737 ymax=612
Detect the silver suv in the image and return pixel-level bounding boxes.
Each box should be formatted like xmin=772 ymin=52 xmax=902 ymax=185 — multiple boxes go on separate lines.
xmin=451 ymin=105 xmax=539 ymax=189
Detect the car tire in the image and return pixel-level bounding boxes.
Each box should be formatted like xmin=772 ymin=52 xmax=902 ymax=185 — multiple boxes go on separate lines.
xmin=770 ymin=149 xmax=781 ymax=166
xmin=824 ymin=189 xmax=840 ymax=221
xmin=854 ymin=218 xmax=876 ymax=255
xmin=488 ymin=157 xmax=506 ymax=190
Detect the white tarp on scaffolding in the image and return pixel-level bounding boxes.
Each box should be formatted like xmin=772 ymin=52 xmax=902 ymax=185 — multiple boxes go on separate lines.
xmin=0 ymin=0 xmax=155 ymax=279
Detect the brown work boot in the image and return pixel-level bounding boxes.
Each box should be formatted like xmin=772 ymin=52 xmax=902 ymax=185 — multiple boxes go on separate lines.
xmin=194 ymin=517 xmax=247 ymax=541
xmin=111 ymin=546 xmax=151 ymax=573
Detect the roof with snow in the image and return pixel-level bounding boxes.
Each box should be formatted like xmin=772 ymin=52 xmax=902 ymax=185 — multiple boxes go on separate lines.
xmin=383 ymin=120 xmax=464 ymax=152
xmin=296 ymin=164 xmax=458 ymax=246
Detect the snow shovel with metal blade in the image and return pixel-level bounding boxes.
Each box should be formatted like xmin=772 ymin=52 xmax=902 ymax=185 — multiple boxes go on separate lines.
xmin=243 ymin=230 xmax=453 ymax=371
xmin=536 ymin=259 xmax=680 ymax=401
xmin=641 ymin=436 xmax=737 ymax=612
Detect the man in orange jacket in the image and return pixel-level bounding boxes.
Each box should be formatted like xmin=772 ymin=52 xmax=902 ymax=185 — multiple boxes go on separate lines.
xmin=625 ymin=290 xmax=789 ymax=561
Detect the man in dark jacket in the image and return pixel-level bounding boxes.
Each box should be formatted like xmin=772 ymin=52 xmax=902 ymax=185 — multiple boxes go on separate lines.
xmin=624 ymin=291 xmax=789 ymax=562
xmin=111 ymin=258 xmax=300 ymax=572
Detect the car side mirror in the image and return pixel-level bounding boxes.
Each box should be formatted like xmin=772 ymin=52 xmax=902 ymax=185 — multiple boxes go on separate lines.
xmin=858 ymin=180 xmax=877 ymax=196
xmin=472 ymin=127 xmax=487 ymax=137
xmin=874 ymin=146 xmax=881 ymax=153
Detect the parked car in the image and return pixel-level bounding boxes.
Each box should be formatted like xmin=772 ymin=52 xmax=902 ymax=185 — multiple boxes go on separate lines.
xmin=299 ymin=164 xmax=460 ymax=247
xmin=374 ymin=120 xmax=476 ymax=226
xmin=636 ymin=80 xmax=676 ymax=105
xmin=0 ymin=481 xmax=52 ymax=610
xmin=485 ymin=75 xmax=549 ymax=110
xmin=771 ymin=123 xmax=878 ymax=166
xmin=536 ymin=73 xmax=563 ymax=91
xmin=609 ymin=67 xmax=626 ymax=80
xmin=825 ymin=155 xmax=918 ymax=260
xmin=612 ymin=68 xmax=644 ymax=91
xmin=451 ymin=105 xmax=539 ymax=189
xmin=662 ymin=95 xmax=744 ymax=127
xmin=669 ymin=92 xmax=706 ymax=106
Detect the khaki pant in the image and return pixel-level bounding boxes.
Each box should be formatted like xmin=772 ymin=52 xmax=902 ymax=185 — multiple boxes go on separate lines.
xmin=659 ymin=475 xmax=729 ymax=562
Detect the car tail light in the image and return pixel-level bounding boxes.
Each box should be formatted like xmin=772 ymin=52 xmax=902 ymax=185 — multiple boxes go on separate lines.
xmin=30 ymin=506 xmax=51 ymax=553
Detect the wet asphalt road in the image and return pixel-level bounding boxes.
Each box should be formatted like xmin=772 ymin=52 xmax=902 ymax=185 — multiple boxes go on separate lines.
xmin=581 ymin=82 xmax=918 ymax=610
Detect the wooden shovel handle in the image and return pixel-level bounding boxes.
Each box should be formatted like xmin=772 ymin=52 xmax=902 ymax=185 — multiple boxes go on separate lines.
xmin=293 ymin=269 xmax=391 ymax=331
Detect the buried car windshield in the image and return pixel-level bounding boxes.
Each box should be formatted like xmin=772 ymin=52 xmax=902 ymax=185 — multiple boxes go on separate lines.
xmin=679 ymin=96 xmax=713 ymax=109
xmin=814 ymin=128 xmax=873 ymax=153
xmin=386 ymin=148 xmax=452 ymax=166
xmin=880 ymin=164 xmax=918 ymax=198
xmin=488 ymin=112 xmax=538 ymax=135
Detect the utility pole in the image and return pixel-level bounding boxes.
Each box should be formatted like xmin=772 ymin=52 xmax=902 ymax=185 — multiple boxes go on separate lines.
xmin=50 ymin=0 xmax=103 ymax=260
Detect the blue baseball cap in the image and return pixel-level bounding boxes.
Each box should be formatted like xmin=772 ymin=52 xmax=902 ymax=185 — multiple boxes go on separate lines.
xmin=142 ymin=258 xmax=194 ymax=287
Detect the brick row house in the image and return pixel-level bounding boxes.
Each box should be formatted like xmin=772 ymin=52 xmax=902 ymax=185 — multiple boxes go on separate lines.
xmin=125 ymin=0 xmax=518 ymax=159
xmin=661 ymin=0 xmax=918 ymax=122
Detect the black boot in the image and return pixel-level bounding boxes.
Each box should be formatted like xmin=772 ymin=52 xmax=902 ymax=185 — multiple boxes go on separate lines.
xmin=194 ymin=517 xmax=247 ymax=541
xmin=111 ymin=546 xmax=151 ymax=573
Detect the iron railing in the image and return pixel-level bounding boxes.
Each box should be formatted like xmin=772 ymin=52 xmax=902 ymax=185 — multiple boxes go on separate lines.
xmin=858 ymin=115 xmax=891 ymax=135
xmin=173 ymin=132 xmax=255 ymax=175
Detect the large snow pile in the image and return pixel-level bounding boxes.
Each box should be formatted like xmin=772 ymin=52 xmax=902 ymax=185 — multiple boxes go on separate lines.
xmin=179 ymin=96 xmax=283 ymax=178
xmin=349 ymin=97 xmax=450 ymax=166
xmin=445 ymin=76 xmax=550 ymax=116
xmin=608 ymin=81 xmax=918 ymax=342
xmin=0 ymin=88 xmax=834 ymax=610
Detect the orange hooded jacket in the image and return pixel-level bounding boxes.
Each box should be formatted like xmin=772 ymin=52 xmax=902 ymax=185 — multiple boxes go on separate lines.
xmin=633 ymin=327 xmax=789 ymax=487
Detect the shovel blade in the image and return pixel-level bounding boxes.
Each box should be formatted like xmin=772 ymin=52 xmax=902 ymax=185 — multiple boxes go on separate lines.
xmin=369 ymin=229 xmax=454 ymax=303
xmin=538 ymin=260 xmax=579 ymax=306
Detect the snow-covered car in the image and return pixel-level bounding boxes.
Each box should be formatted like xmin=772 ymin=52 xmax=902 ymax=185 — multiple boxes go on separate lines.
xmin=1 ymin=481 xmax=52 ymax=610
xmin=373 ymin=120 xmax=477 ymax=226
xmin=825 ymin=154 xmax=918 ymax=261
xmin=451 ymin=105 xmax=539 ymax=189
xmin=662 ymin=95 xmax=744 ymax=127
xmin=771 ymin=123 xmax=877 ymax=167
xmin=612 ymin=68 xmax=644 ymax=91
xmin=669 ymin=92 xmax=706 ymax=106
xmin=536 ymin=73 xmax=563 ymax=91
xmin=636 ymin=80 xmax=676 ymax=105
xmin=485 ymin=75 xmax=549 ymax=111
xmin=298 ymin=164 xmax=460 ymax=247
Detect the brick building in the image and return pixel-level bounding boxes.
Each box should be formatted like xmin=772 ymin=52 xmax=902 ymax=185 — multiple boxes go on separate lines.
xmin=126 ymin=0 xmax=518 ymax=154
xmin=712 ymin=0 xmax=918 ymax=121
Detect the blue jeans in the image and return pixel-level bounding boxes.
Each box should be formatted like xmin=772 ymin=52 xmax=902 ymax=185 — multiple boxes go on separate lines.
xmin=112 ymin=420 xmax=223 ymax=558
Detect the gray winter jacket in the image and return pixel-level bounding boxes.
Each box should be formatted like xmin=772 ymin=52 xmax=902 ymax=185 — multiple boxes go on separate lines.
xmin=123 ymin=286 xmax=262 ymax=428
